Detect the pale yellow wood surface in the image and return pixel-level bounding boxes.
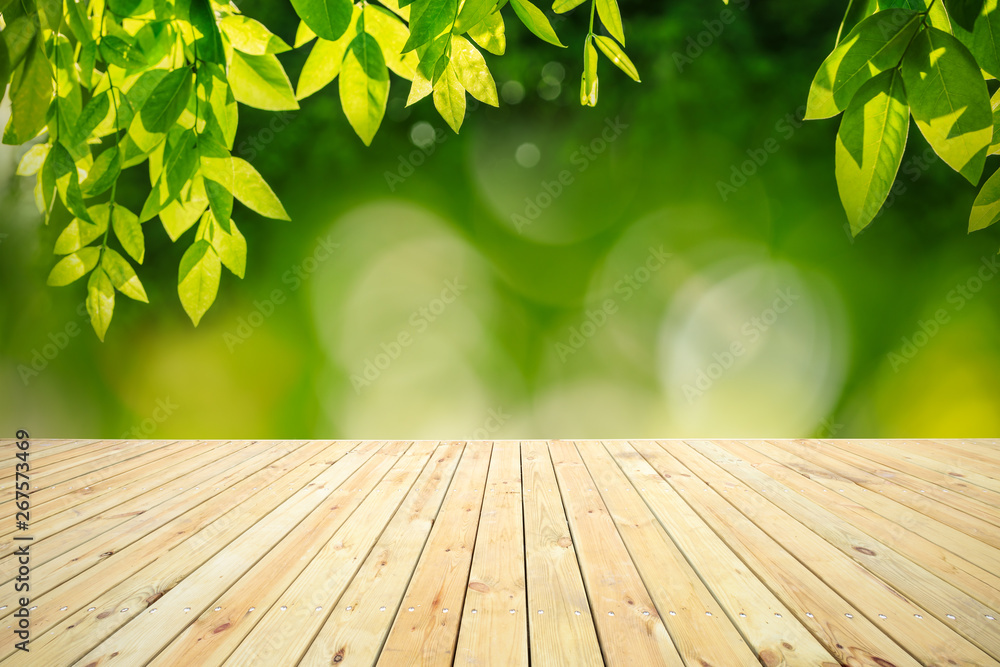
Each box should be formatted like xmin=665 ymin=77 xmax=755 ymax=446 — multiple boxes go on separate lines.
xmin=520 ymin=441 xmax=603 ymax=667
xmin=549 ymin=441 xmax=684 ymax=666
xmin=453 ymin=442 xmax=529 ymax=666
xmin=0 ymin=439 xmax=998 ymax=666
xmin=377 ymin=441 xmax=492 ymax=667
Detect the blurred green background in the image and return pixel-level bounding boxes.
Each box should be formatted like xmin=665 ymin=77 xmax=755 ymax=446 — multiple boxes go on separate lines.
xmin=2 ymin=1 xmax=999 ymax=439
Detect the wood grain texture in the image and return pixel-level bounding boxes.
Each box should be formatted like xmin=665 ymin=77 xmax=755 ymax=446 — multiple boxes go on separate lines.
xmin=0 ymin=438 xmax=997 ymax=667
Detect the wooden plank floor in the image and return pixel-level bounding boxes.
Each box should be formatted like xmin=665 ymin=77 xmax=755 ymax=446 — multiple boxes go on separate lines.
xmin=1 ymin=439 xmax=999 ymax=666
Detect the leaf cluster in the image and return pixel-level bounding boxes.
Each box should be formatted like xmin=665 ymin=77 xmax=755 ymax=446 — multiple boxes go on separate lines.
xmin=806 ymin=0 xmax=1000 ymax=247
xmin=0 ymin=0 xmax=638 ymax=339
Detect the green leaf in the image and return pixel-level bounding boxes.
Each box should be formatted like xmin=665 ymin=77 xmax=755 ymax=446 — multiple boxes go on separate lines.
xmin=835 ymin=69 xmax=909 ymax=235
xmin=970 ymin=166 xmax=1000 ymax=230
xmin=340 ymin=32 xmax=390 ymax=145
xmin=407 ymin=68 xmax=435 ymax=105
xmin=295 ymin=20 xmax=318 ymax=47
xmin=101 ymin=247 xmax=148 ymax=302
xmin=54 ymin=212 xmax=108 ymax=255
xmin=44 ymin=143 xmax=92 ymax=223
xmin=433 ymin=62 xmax=466 ymax=132
xmin=596 ymin=0 xmax=625 ymax=45
xmin=79 ymin=40 xmax=98 ymax=89
xmin=450 ymin=36 xmax=498 ymax=106
xmin=3 ymin=37 xmax=52 ymax=145
xmin=837 ymin=0 xmax=879 ymax=45
xmin=989 ymin=88 xmax=1000 ymax=154
xmin=805 ymin=8 xmax=921 ymax=120
xmin=901 ymin=26 xmax=992 ymax=183
xmin=141 ymin=129 xmax=200 ymax=221
xmin=140 ymin=68 xmax=194 ymax=134
xmin=231 ymin=157 xmax=291 ymax=220
xmin=367 ymin=5 xmax=420 ymax=80
xmin=203 ymin=213 xmax=247 ymax=278
xmin=16 ymin=143 xmax=50 ymax=176
xmin=290 ymin=0 xmax=355 ymax=41
xmin=455 ymin=0 xmax=498 ymax=33
xmin=581 ymin=36 xmax=598 ymax=106
xmin=467 ymin=10 xmax=506 ymax=55
xmin=954 ymin=0 xmax=1000 ymax=78
xmin=199 ymin=63 xmax=239 ymax=148
xmin=75 ymin=90 xmax=112 ymax=145
xmin=191 ymin=0 xmax=225 ymax=64
xmin=552 ymin=0 xmax=587 ymax=13
xmin=0 ymin=28 xmax=11 ymax=93
xmin=65 ymin=1 xmax=93 ymax=45
xmin=86 ymin=268 xmax=115 ymax=341
xmin=99 ymin=35 xmax=148 ymax=69
xmin=509 ymin=0 xmax=565 ymax=47
xmin=946 ymin=0 xmax=986 ymax=31
xmin=220 ymin=15 xmax=292 ymax=55
xmin=81 ymin=146 xmax=122 ymax=197
xmin=593 ymin=35 xmax=639 ymax=82
xmin=296 ymin=8 xmax=361 ymax=100
xmin=403 ymin=0 xmax=459 ymax=52
xmin=229 ymin=50 xmax=300 ymax=111
xmin=178 ymin=239 xmax=221 ymax=326
xmin=160 ymin=176 xmax=209 ymax=241
xmin=111 ymin=204 xmax=145 ymax=264
xmin=205 ymin=178 xmax=234 ymax=231
xmin=48 ymin=247 xmax=101 ymax=286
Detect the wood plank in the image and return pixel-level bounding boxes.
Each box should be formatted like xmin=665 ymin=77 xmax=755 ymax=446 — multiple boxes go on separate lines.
xmin=0 ymin=439 xmax=98 ymax=476
xmin=376 ymin=441 xmax=493 ymax=667
xmin=828 ymin=439 xmax=1000 ymax=501
xmin=921 ymin=439 xmax=1000 ymax=467
xmin=0 ymin=440 xmax=265 ymax=563
xmin=766 ymin=438 xmax=1000 ymax=546
xmin=577 ymin=441 xmax=761 ymax=666
xmin=808 ymin=438 xmax=1000 ymax=529
xmin=549 ymin=441 xmax=684 ymax=666
xmin=728 ymin=439 xmax=1000 ymax=611
xmin=0 ymin=441 xmax=391 ymax=666
xmin=453 ymin=442 xmax=528 ymax=666
xmin=673 ymin=440 xmax=1000 ymax=666
xmin=0 ymin=439 xmax=209 ymax=528
xmin=217 ymin=441 xmax=437 ymax=666
xmin=0 ymin=438 xmax=203 ymax=512
xmin=605 ymin=440 xmax=839 ymax=667
xmin=148 ymin=442 xmax=453 ymax=667
xmin=0 ymin=441 xmax=321 ymax=608
xmin=520 ymin=441 xmax=603 ymax=667
xmin=297 ymin=442 xmax=465 ymax=667
xmin=637 ymin=440 xmax=926 ymax=667
xmin=908 ymin=440 xmax=1000 ymax=479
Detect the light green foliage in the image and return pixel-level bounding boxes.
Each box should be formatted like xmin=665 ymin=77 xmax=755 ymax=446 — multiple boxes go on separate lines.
xmin=808 ymin=0 xmax=1000 ymax=253
xmin=3 ymin=0 xmax=628 ymax=338
xmin=835 ymin=69 xmax=909 ymax=234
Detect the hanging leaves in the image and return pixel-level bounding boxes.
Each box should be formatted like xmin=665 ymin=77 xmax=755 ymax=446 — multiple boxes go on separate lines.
xmin=2 ymin=0 xmax=636 ymax=339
